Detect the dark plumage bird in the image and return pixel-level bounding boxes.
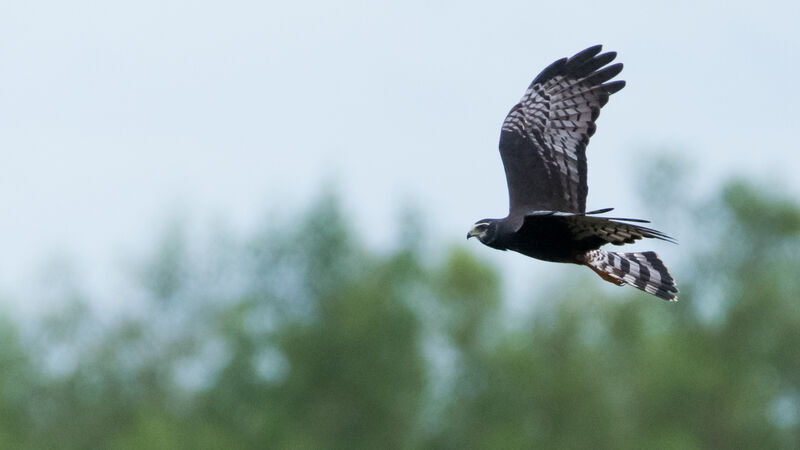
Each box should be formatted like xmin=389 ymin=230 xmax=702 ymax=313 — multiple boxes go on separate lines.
xmin=467 ymin=45 xmax=678 ymax=301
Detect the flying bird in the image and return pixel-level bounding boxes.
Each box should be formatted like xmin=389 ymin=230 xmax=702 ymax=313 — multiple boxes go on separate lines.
xmin=467 ymin=45 xmax=678 ymax=301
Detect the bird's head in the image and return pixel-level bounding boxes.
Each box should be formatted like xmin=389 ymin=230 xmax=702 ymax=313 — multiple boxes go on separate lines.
xmin=467 ymin=219 xmax=500 ymax=245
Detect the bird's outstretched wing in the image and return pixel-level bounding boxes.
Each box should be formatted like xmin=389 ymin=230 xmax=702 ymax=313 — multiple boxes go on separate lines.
xmin=499 ymin=45 xmax=625 ymax=215
xmin=523 ymin=211 xmax=675 ymax=250
xmin=563 ymin=214 xmax=676 ymax=248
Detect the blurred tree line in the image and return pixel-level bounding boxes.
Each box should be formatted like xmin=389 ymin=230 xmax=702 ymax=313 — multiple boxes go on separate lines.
xmin=1 ymin=163 xmax=799 ymax=449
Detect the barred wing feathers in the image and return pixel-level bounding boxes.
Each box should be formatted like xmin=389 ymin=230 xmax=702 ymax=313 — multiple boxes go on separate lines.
xmin=523 ymin=211 xmax=676 ymax=248
xmin=500 ymin=45 xmax=625 ymax=215
xmin=565 ymin=214 xmax=676 ymax=247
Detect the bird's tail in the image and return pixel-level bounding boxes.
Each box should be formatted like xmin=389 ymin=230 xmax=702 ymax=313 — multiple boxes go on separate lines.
xmin=584 ymin=249 xmax=678 ymax=301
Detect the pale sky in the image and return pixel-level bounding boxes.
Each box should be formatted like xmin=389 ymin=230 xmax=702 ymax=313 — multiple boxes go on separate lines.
xmin=1 ymin=0 xmax=798 ymax=307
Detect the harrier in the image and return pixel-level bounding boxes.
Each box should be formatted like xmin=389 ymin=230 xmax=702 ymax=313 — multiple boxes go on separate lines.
xmin=467 ymin=45 xmax=678 ymax=301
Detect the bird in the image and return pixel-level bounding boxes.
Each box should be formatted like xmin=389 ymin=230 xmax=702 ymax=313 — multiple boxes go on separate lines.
xmin=467 ymin=45 xmax=678 ymax=301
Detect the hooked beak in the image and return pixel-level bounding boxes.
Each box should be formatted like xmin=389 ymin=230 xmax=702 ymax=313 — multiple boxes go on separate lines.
xmin=466 ymin=226 xmax=478 ymax=240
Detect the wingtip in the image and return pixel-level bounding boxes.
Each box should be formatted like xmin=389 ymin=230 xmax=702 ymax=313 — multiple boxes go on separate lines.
xmin=584 ymin=207 xmax=615 ymax=215
xmin=530 ymin=57 xmax=568 ymax=85
xmin=605 ymin=80 xmax=626 ymax=94
xmin=582 ymin=44 xmax=604 ymax=55
xmin=566 ymin=45 xmax=604 ymax=69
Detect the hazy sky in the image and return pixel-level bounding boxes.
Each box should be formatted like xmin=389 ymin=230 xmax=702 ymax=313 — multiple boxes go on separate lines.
xmin=1 ymin=0 xmax=798 ymax=305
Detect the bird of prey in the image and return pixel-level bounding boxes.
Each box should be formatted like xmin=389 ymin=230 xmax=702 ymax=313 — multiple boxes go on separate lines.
xmin=467 ymin=45 xmax=678 ymax=301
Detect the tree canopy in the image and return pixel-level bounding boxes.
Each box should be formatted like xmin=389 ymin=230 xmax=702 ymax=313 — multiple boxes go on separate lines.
xmin=1 ymin=171 xmax=799 ymax=449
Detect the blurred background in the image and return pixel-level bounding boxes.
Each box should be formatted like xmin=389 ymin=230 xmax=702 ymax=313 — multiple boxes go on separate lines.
xmin=1 ymin=0 xmax=799 ymax=448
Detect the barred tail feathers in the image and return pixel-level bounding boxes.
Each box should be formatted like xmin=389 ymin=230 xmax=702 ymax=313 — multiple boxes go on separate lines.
xmin=585 ymin=250 xmax=678 ymax=301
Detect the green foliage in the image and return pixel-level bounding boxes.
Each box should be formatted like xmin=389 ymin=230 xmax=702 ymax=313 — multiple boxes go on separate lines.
xmin=2 ymin=175 xmax=800 ymax=448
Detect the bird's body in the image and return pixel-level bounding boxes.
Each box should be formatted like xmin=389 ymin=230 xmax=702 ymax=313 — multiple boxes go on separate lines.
xmin=509 ymin=217 xmax=579 ymax=263
xmin=468 ymin=45 xmax=678 ymax=301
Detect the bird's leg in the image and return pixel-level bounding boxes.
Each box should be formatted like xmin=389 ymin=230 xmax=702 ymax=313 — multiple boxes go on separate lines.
xmin=585 ymin=262 xmax=625 ymax=286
